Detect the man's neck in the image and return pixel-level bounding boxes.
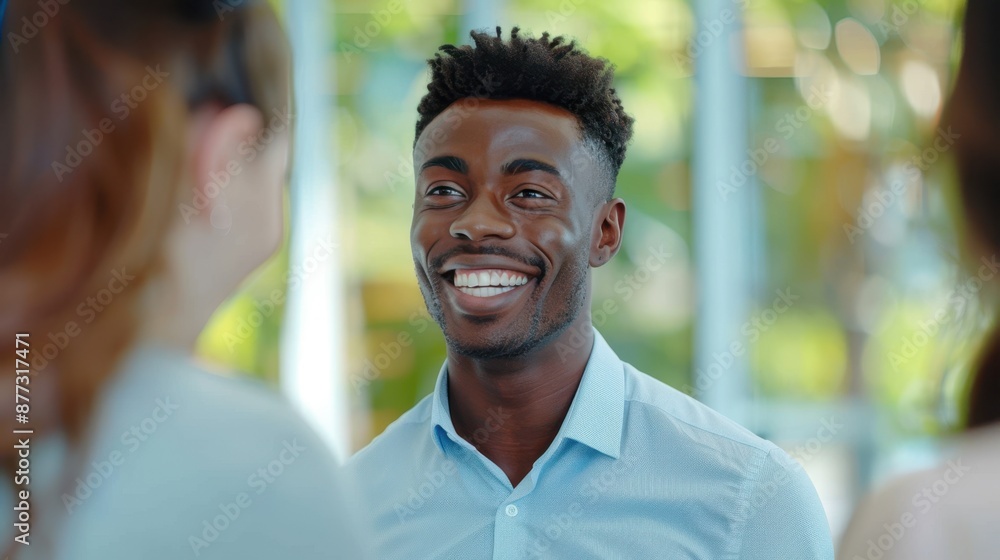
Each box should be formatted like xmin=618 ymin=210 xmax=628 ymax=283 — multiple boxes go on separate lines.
xmin=445 ymin=316 xmax=595 ymax=487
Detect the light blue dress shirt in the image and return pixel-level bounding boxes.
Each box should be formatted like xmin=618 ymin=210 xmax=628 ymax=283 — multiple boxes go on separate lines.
xmin=346 ymin=328 xmax=833 ymax=559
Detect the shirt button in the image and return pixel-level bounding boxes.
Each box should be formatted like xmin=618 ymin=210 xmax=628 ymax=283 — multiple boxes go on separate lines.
xmin=505 ymin=504 xmax=518 ymax=517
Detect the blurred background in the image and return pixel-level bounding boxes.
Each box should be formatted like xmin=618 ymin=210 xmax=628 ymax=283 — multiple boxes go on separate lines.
xmin=196 ymin=0 xmax=977 ymax=547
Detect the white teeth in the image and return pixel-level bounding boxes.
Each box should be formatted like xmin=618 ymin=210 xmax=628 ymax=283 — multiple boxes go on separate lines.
xmin=458 ymin=286 xmax=516 ymax=298
xmin=453 ymin=270 xmax=533 ymax=289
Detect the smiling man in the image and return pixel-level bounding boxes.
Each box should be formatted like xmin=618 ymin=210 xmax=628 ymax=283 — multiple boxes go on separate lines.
xmin=346 ymin=27 xmax=833 ymax=559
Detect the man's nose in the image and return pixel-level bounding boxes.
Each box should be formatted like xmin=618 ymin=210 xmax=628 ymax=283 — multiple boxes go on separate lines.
xmin=449 ymin=194 xmax=516 ymax=241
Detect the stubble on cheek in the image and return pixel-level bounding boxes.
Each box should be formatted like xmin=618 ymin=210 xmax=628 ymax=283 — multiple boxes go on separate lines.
xmin=412 ymin=257 xmax=445 ymax=326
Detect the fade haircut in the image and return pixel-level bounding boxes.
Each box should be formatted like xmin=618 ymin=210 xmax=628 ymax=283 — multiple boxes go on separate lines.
xmin=414 ymin=26 xmax=634 ymax=199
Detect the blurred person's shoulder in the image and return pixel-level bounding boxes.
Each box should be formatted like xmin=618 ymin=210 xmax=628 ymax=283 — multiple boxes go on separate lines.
xmin=838 ymin=424 xmax=1000 ymax=560
xmin=345 ymin=390 xmax=435 ymax=475
xmin=94 ymin=341 xmax=336 ymax=467
xmin=58 ymin=341 xmax=368 ymax=559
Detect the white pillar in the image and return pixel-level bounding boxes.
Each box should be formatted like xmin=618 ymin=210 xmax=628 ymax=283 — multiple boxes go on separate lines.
xmin=691 ymin=0 xmax=752 ymax=424
xmin=281 ymin=0 xmax=351 ymax=461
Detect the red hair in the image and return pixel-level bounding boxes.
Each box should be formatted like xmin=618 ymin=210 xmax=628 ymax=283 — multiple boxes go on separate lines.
xmin=0 ymin=0 xmax=290 ymax=451
xmin=948 ymin=0 xmax=1000 ymax=430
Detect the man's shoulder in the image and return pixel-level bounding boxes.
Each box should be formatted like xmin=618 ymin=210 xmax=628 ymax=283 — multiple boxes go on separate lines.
xmin=347 ymin=393 xmax=436 ymax=467
xmin=622 ymin=363 xmax=777 ymax=460
xmin=620 ymin=363 xmax=832 ymax=555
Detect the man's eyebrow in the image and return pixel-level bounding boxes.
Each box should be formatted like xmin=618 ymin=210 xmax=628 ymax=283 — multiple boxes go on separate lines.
xmin=420 ymin=156 xmax=467 ymax=174
xmin=501 ymin=158 xmax=562 ymax=179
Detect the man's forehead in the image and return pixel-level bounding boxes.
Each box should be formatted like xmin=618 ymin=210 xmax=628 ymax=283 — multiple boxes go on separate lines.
xmin=414 ymin=99 xmax=584 ymax=163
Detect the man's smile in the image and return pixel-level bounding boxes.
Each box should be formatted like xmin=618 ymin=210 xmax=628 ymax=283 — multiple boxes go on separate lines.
xmin=453 ymin=269 xmax=530 ymax=295
xmin=441 ymin=273 xmax=536 ymax=315
xmin=436 ymin=254 xmax=542 ymax=314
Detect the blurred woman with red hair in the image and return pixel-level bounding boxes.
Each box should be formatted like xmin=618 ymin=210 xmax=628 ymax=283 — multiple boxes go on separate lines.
xmin=839 ymin=1 xmax=1000 ymax=558
xmin=0 ymin=1 xmax=368 ymax=558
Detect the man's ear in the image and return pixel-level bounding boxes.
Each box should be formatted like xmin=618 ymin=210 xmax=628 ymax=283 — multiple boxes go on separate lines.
xmin=590 ymin=197 xmax=626 ymax=267
xmin=189 ymin=104 xmax=264 ymax=223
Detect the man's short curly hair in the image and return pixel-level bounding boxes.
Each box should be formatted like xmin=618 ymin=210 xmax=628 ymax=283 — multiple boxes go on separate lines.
xmin=414 ymin=26 xmax=635 ymax=198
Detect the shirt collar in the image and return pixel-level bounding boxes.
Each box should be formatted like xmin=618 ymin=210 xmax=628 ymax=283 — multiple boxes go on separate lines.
xmin=429 ymin=327 xmax=625 ymax=460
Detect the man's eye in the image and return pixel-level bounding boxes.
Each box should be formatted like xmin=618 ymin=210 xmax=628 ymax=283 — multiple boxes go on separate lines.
xmin=428 ymin=185 xmax=463 ymax=196
xmin=513 ymin=189 xmax=549 ymax=199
